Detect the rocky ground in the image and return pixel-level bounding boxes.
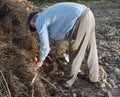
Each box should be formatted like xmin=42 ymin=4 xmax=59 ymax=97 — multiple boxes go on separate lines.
xmin=0 ymin=0 xmax=120 ymax=97
xmin=76 ymin=1 xmax=120 ymax=97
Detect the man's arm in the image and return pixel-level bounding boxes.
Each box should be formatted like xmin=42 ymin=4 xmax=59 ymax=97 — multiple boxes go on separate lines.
xmin=35 ymin=22 xmax=50 ymax=69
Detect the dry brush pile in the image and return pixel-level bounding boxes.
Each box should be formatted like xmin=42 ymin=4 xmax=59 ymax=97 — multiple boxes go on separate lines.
xmin=0 ymin=0 xmax=46 ymax=97
xmin=0 ymin=0 xmax=68 ymax=97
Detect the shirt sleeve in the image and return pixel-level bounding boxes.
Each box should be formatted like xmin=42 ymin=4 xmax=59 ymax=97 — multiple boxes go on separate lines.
xmin=38 ymin=25 xmax=50 ymax=61
xmin=35 ymin=13 xmax=50 ymax=61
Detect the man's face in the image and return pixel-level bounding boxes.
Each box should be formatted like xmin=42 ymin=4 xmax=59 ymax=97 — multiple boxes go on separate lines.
xmin=30 ymin=17 xmax=36 ymax=29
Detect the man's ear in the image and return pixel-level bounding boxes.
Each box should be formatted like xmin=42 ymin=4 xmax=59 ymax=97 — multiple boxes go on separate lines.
xmin=29 ymin=18 xmax=37 ymax=32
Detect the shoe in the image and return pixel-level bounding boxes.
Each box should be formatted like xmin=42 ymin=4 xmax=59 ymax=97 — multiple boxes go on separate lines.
xmin=77 ymin=72 xmax=88 ymax=80
xmin=89 ymin=81 xmax=101 ymax=89
xmin=62 ymin=83 xmax=71 ymax=89
xmin=77 ymin=72 xmax=101 ymax=89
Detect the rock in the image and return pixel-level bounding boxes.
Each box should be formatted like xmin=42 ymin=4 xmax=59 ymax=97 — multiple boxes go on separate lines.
xmin=105 ymin=91 xmax=113 ymax=97
xmin=105 ymin=82 xmax=113 ymax=90
xmin=111 ymin=88 xmax=120 ymax=97
xmin=108 ymin=78 xmax=118 ymax=88
xmin=114 ymin=68 xmax=120 ymax=76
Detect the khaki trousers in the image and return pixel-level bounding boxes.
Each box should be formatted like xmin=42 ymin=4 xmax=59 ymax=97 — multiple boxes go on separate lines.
xmin=66 ymin=8 xmax=99 ymax=86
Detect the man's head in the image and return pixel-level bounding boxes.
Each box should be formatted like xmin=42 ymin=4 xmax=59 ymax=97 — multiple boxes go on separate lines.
xmin=28 ymin=12 xmax=39 ymax=32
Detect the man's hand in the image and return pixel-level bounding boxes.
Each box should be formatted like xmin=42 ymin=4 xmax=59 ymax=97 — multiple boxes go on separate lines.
xmin=35 ymin=60 xmax=43 ymax=70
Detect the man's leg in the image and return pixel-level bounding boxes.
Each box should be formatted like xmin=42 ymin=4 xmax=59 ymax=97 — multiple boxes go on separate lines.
xmin=64 ymin=9 xmax=98 ymax=87
xmin=86 ymin=33 xmax=99 ymax=82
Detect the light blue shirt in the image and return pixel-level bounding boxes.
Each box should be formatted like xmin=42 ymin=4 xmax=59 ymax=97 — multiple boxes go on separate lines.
xmin=35 ymin=2 xmax=87 ymax=61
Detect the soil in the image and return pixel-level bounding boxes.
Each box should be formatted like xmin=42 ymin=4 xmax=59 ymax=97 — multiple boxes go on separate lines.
xmin=0 ymin=0 xmax=120 ymax=97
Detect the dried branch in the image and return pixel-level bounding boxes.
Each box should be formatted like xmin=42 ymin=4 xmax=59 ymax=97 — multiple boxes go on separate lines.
xmin=0 ymin=70 xmax=12 ymax=97
xmin=41 ymin=76 xmax=56 ymax=89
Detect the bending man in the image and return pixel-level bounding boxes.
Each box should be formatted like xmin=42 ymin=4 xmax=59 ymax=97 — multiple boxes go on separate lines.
xmin=28 ymin=2 xmax=99 ymax=88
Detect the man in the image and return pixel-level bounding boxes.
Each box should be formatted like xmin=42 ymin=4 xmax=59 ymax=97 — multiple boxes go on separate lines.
xmin=28 ymin=2 xmax=99 ymax=89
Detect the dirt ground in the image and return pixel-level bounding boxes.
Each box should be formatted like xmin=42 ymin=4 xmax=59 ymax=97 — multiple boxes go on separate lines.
xmin=0 ymin=0 xmax=120 ymax=97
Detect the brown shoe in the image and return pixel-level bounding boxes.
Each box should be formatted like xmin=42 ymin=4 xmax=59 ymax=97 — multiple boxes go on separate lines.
xmin=89 ymin=81 xmax=101 ymax=89
xmin=77 ymin=72 xmax=88 ymax=80
xmin=77 ymin=72 xmax=101 ymax=89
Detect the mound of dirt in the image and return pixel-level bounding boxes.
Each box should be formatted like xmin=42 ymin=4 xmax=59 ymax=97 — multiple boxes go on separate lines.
xmin=0 ymin=0 xmax=45 ymax=97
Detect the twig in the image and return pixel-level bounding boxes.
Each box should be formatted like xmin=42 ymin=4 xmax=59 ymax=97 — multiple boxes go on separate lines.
xmin=41 ymin=76 xmax=56 ymax=89
xmin=31 ymin=71 xmax=38 ymax=86
xmin=0 ymin=70 xmax=12 ymax=97
xmin=47 ymin=55 xmax=53 ymax=62
xmin=31 ymin=70 xmax=38 ymax=97
xmin=31 ymin=85 xmax=34 ymax=97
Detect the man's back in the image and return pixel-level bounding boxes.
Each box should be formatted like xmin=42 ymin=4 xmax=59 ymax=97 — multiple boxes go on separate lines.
xmin=35 ymin=2 xmax=88 ymax=40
